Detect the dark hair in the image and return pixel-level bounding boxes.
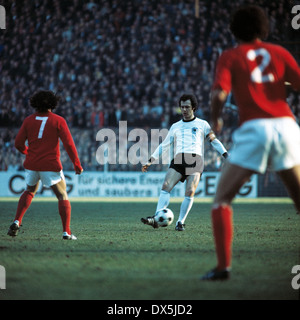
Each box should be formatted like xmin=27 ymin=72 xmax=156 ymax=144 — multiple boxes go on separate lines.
xmin=29 ymin=90 xmax=60 ymax=112
xmin=179 ymin=94 xmax=198 ymax=111
xmin=230 ymin=5 xmax=269 ymax=42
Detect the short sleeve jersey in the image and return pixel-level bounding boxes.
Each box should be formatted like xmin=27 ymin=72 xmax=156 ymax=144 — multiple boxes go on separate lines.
xmin=15 ymin=111 xmax=82 ymax=172
xmin=213 ymin=40 xmax=300 ymax=126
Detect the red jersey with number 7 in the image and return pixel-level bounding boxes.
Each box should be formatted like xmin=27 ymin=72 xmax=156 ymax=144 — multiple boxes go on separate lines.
xmin=15 ymin=111 xmax=82 ymax=172
xmin=213 ymin=39 xmax=300 ymax=126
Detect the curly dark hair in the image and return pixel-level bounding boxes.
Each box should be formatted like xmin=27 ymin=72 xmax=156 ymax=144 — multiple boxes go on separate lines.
xmin=179 ymin=93 xmax=198 ymax=111
xmin=29 ymin=90 xmax=60 ymax=112
xmin=230 ymin=5 xmax=269 ymax=42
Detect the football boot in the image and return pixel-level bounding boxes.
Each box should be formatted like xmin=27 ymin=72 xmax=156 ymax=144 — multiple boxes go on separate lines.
xmin=200 ymin=268 xmax=230 ymax=281
xmin=141 ymin=216 xmax=159 ymax=228
xmin=7 ymin=221 xmax=20 ymax=237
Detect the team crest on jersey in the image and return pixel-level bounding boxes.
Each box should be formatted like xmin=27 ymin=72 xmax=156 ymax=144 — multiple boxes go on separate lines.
xmin=192 ymin=127 xmax=198 ymax=134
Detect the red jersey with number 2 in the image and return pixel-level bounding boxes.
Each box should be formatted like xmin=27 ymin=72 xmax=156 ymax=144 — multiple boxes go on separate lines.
xmin=213 ymin=40 xmax=300 ymax=126
xmin=15 ymin=111 xmax=82 ymax=172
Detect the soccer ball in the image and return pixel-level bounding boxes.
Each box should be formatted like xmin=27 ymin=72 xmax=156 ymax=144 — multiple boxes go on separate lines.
xmin=154 ymin=208 xmax=174 ymax=227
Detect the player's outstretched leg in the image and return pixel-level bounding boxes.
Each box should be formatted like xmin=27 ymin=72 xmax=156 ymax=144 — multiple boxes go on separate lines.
xmin=200 ymin=268 xmax=230 ymax=281
xmin=51 ymin=179 xmax=77 ymax=240
xmin=201 ymin=204 xmax=233 ymax=281
xmin=62 ymin=232 xmax=77 ymax=240
xmin=8 ymin=190 xmax=35 ymax=237
xmin=141 ymin=216 xmax=159 ymax=228
xmin=58 ymin=200 xmax=77 ymax=240
xmin=7 ymin=221 xmax=20 ymax=237
xmin=201 ymin=164 xmax=253 ymax=280
xmin=155 ymin=190 xmax=170 ymax=212
xmin=141 ymin=190 xmax=170 ymax=229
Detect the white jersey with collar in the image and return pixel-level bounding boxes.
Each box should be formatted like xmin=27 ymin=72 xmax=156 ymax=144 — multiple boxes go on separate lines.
xmin=151 ymin=117 xmax=214 ymax=161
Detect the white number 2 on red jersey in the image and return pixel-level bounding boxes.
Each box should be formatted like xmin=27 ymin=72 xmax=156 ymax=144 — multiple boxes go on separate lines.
xmin=247 ymin=48 xmax=275 ymax=83
xmin=35 ymin=116 xmax=48 ymax=139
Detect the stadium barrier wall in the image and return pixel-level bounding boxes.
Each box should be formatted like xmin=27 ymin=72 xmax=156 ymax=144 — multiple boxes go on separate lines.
xmin=0 ymin=171 xmax=257 ymax=198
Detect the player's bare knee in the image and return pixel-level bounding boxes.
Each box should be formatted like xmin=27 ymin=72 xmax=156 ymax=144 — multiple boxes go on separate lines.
xmin=26 ymin=189 xmax=37 ymax=196
xmin=185 ymin=189 xmax=195 ymax=197
xmin=56 ymin=192 xmax=68 ymax=201
xmin=162 ymin=182 xmax=171 ymax=192
xmin=26 ymin=184 xmax=39 ymax=196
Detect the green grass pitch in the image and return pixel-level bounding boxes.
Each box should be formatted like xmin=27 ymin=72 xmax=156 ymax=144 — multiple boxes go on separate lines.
xmin=0 ymin=197 xmax=299 ymax=300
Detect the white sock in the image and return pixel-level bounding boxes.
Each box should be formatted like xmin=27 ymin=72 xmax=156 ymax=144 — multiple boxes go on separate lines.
xmin=178 ymin=196 xmax=194 ymax=224
xmin=155 ymin=190 xmax=170 ymax=213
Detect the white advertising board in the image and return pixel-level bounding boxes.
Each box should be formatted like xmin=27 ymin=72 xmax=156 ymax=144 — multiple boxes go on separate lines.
xmin=0 ymin=171 xmax=257 ymax=198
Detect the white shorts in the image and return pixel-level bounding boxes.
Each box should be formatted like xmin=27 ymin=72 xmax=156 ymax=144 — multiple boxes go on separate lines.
xmin=25 ymin=170 xmax=65 ymax=187
xmin=229 ymin=117 xmax=300 ymax=174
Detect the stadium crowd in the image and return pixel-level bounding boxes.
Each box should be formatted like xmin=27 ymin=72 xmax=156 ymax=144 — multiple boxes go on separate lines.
xmin=0 ymin=0 xmax=299 ymax=172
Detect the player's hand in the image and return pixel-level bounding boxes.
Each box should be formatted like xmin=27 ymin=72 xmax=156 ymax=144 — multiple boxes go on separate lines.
xmin=75 ymin=167 xmax=84 ymax=175
xmin=142 ymin=162 xmax=151 ymax=173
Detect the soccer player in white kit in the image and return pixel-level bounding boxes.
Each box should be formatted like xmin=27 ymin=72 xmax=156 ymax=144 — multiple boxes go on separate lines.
xmin=141 ymin=94 xmax=228 ymax=230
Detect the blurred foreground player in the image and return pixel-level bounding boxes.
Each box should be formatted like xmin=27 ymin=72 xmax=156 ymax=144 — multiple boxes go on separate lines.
xmin=7 ymin=90 xmax=83 ymax=240
xmin=201 ymin=5 xmax=300 ymax=280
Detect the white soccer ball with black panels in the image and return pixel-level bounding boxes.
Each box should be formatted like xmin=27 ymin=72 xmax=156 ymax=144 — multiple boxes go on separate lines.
xmin=154 ymin=208 xmax=174 ymax=227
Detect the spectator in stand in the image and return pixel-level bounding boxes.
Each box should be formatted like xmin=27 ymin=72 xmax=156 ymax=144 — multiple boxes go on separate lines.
xmin=0 ymin=0 xmax=298 ymax=171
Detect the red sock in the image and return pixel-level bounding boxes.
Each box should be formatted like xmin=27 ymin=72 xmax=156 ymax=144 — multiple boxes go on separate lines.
xmin=58 ymin=200 xmax=71 ymax=234
xmin=211 ymin=204 xmax=233 ymax=270
xmin=15 ymin=191 xmax=34 ymax=225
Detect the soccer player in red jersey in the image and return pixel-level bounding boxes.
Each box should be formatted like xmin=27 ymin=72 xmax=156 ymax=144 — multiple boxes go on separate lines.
xmin=201 ymin=5 xmax=300 ymax=280
xmin=7 ymin=90 xmax=83 ymax=240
